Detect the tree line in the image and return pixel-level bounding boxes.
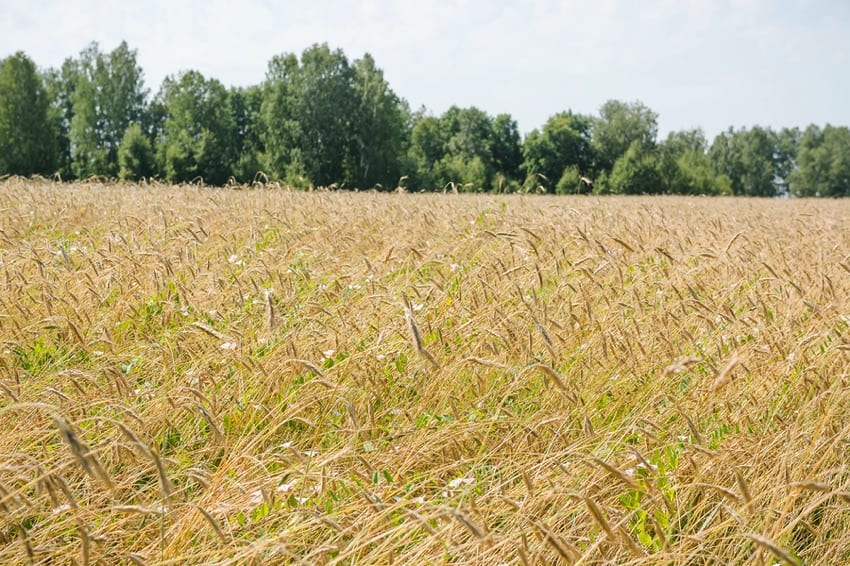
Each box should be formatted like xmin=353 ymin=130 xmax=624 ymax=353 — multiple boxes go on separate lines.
xmin=1 ymin=41 xmax=849 ymax=196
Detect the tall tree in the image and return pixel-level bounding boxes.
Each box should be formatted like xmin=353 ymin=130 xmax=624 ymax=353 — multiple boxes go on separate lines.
xmin=490 ymin=113 xmax=523 ymax=186
xmin=298 ymin=44 xmax=359 ymax=186
xmin=592 ymin=100 xmax=658 ymax=173
xmin=69 ymin=42 xmax=148 ymax=178
xmin=43 ymin=58 xmax=80 ymax=179
xmin=0 ymin=52 xmax=57 ymax=176
xmin=406 ymin=114 xmax=446 ymax=189
xmin=657 ymin=129 xmax=731 ymax=195
xmin=774 ymin=127 xmax=801 ymax=195
xmin=352 ymin=53 xmax=409 ymax=189
xmin=709 ymin=126 xmax=780 ymax=196
xmin=789 ymin=124 xmax=850 ymax=197
xmin=261 ymin=44 xmax=360 ymax=187
xmin=260 ymin=53 xmax=303 ymax=184
xmin=155 ymin=70 xmax=237 ymax=185
xmin=522 ymin=111 xmax=594 ymax=192
xmin=229 ymin=85 xmax=265 ymax=183
xmin=437 ymin=106 xmax=495 ymax=190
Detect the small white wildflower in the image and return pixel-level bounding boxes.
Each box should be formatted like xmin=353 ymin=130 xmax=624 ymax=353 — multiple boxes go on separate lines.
xmin=211 ymin=502 xmax=234 ymax=514
xmin=447 ymin=477 xmax=474 ymax=489
xmin=220 ymin=342 xmax=237 ymax=350
xmin=92 ymin=350 xmax=104 ymax=356
xmin=412 ymin=303 xmax=424 ymax=312
xmin=227 ymin=254 xmax=241 ymax=264
xmin=303 ymin=450 xmax=319 ymax=458
xmin=450 ymin=263 xmax=459 ymax=272
xmin=279 ymin=441 xmax=293 ymax=450
xmin=134 ymin=382 xmax=154 ymax=399
xmin=347 ymin=283 xmax=361 ymax=290
xmin=376 ymin=354 xmax=386 ymax=361
xmin=249 ymin=490 xmax=264 ymax=505
xmin=52 ymin=504 xmax=71 ymax=515
xmin=323 ymin=349 xmax=335 ymax=359
xmin=277 ymin=480 xmax=297 ymax=493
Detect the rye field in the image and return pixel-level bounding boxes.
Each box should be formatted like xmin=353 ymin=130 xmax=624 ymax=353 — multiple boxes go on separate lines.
xmin=1 ymin=179 xmax=850 ymax=565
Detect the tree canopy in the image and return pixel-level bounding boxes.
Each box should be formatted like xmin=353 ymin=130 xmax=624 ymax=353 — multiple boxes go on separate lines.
xmin=1 ymin=41 xmax=849 ymax=197
xmin=0 ymin=52 xmax=57 ymax=176
xmin=68 ymin=42 xmax=148 ymax=178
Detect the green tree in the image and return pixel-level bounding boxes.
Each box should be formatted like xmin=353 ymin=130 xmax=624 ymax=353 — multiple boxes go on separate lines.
xmin=445 ymin=107 xmax=493 ymax=165
xmin=260 ymin=53 xmax=302 ymax=183
xmin=657 ymin=129 xmax=730 ymax=195
xmin=435 ymin=154 xmax=488 ymax=191
xmin=229 ymin=85 xmax=265 ymax=183
xmin=69 ymin=42 xmax=148 ymax=178
xmin=490 ymin=114 xmax=523 ymax=185
xmin=118 ymin=123 xmax=154 ymax=180
xmin=441 ymin=106 xmax=497 ymax=189
xmin=155 ymin=70 xmax=237 ymax=185
xmin=0 ymin=52 xmax=57 ymax=176
xmin=709 ymin=126 xmax=780 ymax=196
xmin=298 ymin=44 xmax=359 ymax=186
xmin=352 ymin=53 xmax=409 ymax=189
xmin=406 ymin=114 xmax=446 ymax=189
xmin=406 ymin=106 xmax=510 ymax=191
xmin=674 ymin=150 xmax=732 ymax=195
xmin=789 ymin=124 xmax=850 ymax=197
xmin=261 ymin=44 xmax=361 ymax=187
xmin=606 ymin=141 xmax=664 ymax=194
xmin=522 ymin=111 xmax=594 ymax=192
xmin=592 ymin=100 xmax=658 ymax=173
xmin=774 ymin=127 xmax=801 ymax=194
xmin=43 ymin=58 xmax=80 ymax=179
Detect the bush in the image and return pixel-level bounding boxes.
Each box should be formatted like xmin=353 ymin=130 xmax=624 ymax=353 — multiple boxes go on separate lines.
xmin=555 ymin=165 xmax=585 ymax=194
xmin=118 ymin=123 xmax=154 ymax=181
xmin=608 ymin=141 xmax=664 ymax=194
xmin=435 ymin=155 xmax=488 ymax=192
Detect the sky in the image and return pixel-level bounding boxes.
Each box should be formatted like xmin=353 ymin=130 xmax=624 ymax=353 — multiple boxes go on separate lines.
xmin=2 ymin=0 xmax=849 ymax=140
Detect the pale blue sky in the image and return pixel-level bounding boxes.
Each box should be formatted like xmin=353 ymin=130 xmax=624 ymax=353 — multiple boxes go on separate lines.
xmin=2 ymin=0 xmax=848 ymax=140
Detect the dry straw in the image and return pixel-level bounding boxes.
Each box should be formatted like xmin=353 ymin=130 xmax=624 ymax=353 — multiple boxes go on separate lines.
xmin=0 ymin=179 xmax=848 ymax=564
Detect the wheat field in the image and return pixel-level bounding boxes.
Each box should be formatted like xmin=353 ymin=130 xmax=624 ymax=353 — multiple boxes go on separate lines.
xmin=1 ymin=179 xmax=849 ymax=565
